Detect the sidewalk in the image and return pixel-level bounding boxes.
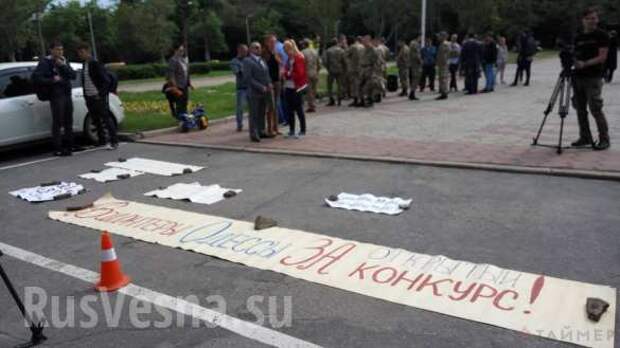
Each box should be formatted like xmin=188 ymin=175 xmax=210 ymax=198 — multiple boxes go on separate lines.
xmin=118 ymin=74 xmax=234 ymax=93
xmin=142 ymin=59 xmax=620 ymax=177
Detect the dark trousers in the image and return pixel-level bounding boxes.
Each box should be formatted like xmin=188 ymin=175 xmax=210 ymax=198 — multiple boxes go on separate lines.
xmin=513 ymin=57 xmax=532 ymax=85
xmin=86 ymin=95 xmax=117 ymax=145
xmin=605 ymin=68 xmax=615 ymax=83
xmin=248 ymin=95 xmax=266 ymax=139
xmin=168 ymin=87 xmax=189 ymax=119
xmin=50 ymin=94 xmax=73 ymax=152
xmin=572 ymin=77 xmax=609 ymax=142
xmin=464 ymin=66 xmax=479 ymax=94
xmin=420 ymin=65 xmax=436 ymax=91
xmin=285 ymin=88 xmax=306 ymax=135
xmin=449 ymin=64 xmax=459 ymax=91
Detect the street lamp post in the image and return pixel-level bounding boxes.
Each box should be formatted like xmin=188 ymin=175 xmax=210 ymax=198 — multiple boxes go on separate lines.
xmin=421 ymin=0 xmax=427 ymax=47
xmin=87 ymin=10 xmax=98 ymax=60
xmin=245 ymin=14 xmax=253 ymax=45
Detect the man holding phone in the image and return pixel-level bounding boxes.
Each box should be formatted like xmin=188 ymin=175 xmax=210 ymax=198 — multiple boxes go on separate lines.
xmin=32 ymin=40 xmax=77 ymax=156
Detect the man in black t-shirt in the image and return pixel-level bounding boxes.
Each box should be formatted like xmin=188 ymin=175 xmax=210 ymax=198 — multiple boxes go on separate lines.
xmin=571 ymin=7 xmax=610 ymax=150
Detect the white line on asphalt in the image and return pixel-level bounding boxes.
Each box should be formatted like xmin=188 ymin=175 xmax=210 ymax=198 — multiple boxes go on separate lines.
xmin=0 ymin=144 xmax=123 ymax=171
xmin=0 ymin=242 xmax=321 ymax=348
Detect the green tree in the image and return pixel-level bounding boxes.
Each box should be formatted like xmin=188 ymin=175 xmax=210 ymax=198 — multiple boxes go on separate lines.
xmin=191 ymin=10 xmax=227 ymax=60
xmin=116 ymin=0 xmax=177 ymax=63
xmin=0 ymin=0 xmax=43 ymax=61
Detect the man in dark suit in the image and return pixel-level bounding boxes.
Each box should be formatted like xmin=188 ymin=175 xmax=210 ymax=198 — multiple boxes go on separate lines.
xmin=76 ymin=42 xmax=117 ymax=149
xmin=32 ymin=40 xmax=77 ymax=156
xmin=243 ymin=42 xmax=273 ymax=142
xmin=460 ymin=33 xmax=482 ymax=95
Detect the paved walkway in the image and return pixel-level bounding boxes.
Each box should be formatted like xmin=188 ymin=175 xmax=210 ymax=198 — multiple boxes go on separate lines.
xmin=118 ymin=74 xmax=234 ymax=93
xmin=143 ymin=59 xmax=620 ymax=175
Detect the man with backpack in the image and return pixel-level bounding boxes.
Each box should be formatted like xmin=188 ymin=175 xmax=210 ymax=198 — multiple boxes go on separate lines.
xmin=32 ymin=40 xmax=77 ymax=156
xmin=76 ymin=42 xmax=118 ymax=150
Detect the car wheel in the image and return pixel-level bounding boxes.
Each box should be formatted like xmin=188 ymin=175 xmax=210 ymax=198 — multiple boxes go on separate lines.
xmin=83 ymin=114 xmax=98 ymax=144
xmin=83 ymin=112 xmax=118 ymax=144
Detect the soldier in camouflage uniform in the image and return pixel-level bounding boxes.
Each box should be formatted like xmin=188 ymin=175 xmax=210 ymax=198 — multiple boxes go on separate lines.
xmin=339 ymin=35 xmax=352 ymax=99
xmin=360 ymin=35 xmax=381 ymax=107
xmin=408 ymin=37 xmax=422 ymax=100
xmin=396 ymin=41 xmax=411 ymax=97
xmin=301 ymin=39 xmax=321 ymax=112
xmin=323 ymin=38 xmax=346 ymax=106
xmin=374 ymin=38 xmax=389 ymax=98
xmin=346 ymin=36 xmax=365 ymax=107
xmin=371 ymin=39 xmax=386 ymax=103
xmin=436 ymin=32 xmax=450 ymax=100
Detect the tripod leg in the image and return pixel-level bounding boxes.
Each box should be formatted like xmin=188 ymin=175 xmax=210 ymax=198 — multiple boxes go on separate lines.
xmin=0 ymin=259 xmax=47 ymax=346
xmin=534 ymin=77 xmax=564 ymax=145
xmin=558 ymin=117 xmax=565 ymax=154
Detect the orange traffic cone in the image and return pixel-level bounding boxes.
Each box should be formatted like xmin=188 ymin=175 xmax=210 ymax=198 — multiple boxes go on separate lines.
xmin=95 ymin=231 xmax=131 ymax=292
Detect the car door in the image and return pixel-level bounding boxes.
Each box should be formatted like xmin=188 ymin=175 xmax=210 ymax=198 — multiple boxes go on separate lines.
xmin=71 ymin=67 xmax=88 ymax=133
xmin=24 ymin=67 xmax=55 ymax=139
xmin=0 ymin=68 xmax=41 ymax=146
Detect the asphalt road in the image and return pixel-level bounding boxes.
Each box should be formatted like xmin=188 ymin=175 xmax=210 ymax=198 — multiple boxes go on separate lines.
xmin=1 ymin=142 xmax=619 ymax=348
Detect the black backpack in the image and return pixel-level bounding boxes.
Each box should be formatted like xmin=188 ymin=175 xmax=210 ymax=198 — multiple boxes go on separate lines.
xmin=105 ymin=69 xmax=118 ymax=94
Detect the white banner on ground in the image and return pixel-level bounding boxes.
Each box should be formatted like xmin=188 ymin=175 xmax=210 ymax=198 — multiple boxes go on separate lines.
xmin=10 ymin=182 xmax=84 ymax=202
xmin=105 ymin=158 xmax=204 ymax=176
xmin=49 ymin=195 xmax=616 ymax=348
xmin=79 ymin=168 xmax=144 ymax=183
xmin=144 ymin=183 xmax=242 ymax=205
xmin=325 ymin=193 xmax=412 ymax=215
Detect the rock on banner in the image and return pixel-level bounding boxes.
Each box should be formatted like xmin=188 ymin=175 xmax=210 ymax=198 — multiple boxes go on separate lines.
xmin=49 ymin=195 xmax=616 ymax=348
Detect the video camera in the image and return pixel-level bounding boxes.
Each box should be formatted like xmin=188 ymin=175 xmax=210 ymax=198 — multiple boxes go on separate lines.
xmin=557 ymin=37 xmax=575 ymax=74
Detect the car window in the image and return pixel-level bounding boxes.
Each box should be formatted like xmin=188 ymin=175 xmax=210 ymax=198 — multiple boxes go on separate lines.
xmin=72 ymin=69 xmax=83 ymax=89
xmin=0 ymin=68 xmax=34 ymax=99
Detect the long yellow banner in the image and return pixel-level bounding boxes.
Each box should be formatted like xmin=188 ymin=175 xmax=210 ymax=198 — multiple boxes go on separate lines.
xmin=49 ymin=195 xmax=616 ymax=348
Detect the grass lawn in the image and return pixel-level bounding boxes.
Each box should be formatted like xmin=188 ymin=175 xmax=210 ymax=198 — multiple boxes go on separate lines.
xmin=119 ymin=82 xmax=237 ymax=133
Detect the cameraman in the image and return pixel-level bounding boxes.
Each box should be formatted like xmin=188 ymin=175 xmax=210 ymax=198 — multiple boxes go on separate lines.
xmin=571 ymin=7 xmax=610 ymax=150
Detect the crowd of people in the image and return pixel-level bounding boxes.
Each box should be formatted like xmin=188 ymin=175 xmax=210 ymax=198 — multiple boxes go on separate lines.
xmin=225 ymin=30 xmax=544 ymax=142
xmin=224 ymin=9 xmax=615 ymax=150
xmin=26 ymin=8 xmax=616 ymax=155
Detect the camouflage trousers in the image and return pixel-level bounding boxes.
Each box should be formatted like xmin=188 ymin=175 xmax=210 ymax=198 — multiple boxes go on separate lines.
xmin=327 ymin=73 xmax=345 ymax=100
xmin=361 ymin=72 xmax=383 ymax=98
xmin=398 ymin=67 xmax=410 ymax=90
xmin=409 ymin=67 xmax=421 ymax=91
xmin=438 ymin=65 xmax=449 ymax=94
xmin=349 ymin=72 xmax=362 ymax=99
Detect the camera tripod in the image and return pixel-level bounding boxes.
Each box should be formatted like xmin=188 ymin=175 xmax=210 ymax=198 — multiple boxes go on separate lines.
xmin=532 ymin=69 xmax=573 ymax=154
xmin=0 ymin=250 xmax=47 ymax=347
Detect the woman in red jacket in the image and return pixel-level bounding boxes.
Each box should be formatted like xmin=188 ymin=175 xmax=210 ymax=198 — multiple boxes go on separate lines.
xmin=283 ymin=40 xmax=308 ymax=138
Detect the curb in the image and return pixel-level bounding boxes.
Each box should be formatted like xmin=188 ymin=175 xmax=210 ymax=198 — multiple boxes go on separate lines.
xmin=138 ymin=139 xmax=620 ymax=182
xmin=118 ymin=114 xmax=238 ymax=141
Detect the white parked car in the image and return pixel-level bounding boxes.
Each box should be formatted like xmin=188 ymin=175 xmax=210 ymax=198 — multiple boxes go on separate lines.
xmin=0 ymin=61 xmax=124 ymax=147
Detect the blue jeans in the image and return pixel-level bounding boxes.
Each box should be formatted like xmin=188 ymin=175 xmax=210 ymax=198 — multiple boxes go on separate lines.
xmin=235 ymin=89 xmax=248 ymax=130
xmin=484 ymin=64 xmax=496 ymax=91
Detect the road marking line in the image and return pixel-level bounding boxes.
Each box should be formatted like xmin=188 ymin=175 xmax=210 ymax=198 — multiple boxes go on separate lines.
xmin=0 ymin=242 xmax=321 ymax=348
xmin=0 ymin=144 xmax=123 ymax=171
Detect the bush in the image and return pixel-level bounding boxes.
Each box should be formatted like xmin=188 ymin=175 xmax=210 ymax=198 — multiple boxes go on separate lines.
xmin=110 ymin=60 xmax=230 ymax=81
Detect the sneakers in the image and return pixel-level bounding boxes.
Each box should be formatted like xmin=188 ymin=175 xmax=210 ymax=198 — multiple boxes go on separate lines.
xmin=593 ymin=139 xmax=610 ymax=151
xmin=105 ymin=143 xmax=119 ymax=151
xmin=285 ymin=133 xmax=299 ymax=139
xmin=571 ymin=138 xmax=593 ymax=147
